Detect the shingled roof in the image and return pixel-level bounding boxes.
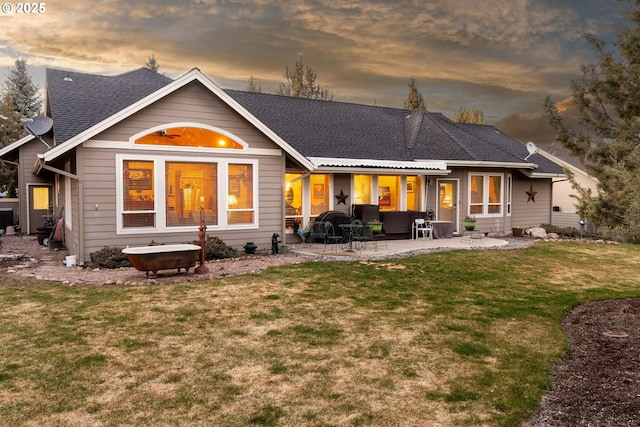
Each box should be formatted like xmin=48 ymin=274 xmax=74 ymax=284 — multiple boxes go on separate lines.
xmin=46 ymin=68 xmax=173 ymax=144
xmin=226 ymin=90 xmax=563 ymax=175
xmin=227 ymin=90 xmax=409 ymax=161
xmin=42 ymin=67 xmax=562 ymax=175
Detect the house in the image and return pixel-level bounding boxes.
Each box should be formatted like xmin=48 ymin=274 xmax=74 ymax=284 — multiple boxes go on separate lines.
xmin=535 ymin=144 xmax=599 ymax=229
xmin=0 ymin=67 xmax=564 ymax=265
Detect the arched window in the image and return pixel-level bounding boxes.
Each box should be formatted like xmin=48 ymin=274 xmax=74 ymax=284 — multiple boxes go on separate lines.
xmin=134 ymin=126 xmax=244 ymax=149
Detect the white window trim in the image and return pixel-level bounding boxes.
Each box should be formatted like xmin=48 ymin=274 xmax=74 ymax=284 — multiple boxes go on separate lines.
xmin=468 ymin=172 xmax=504 ymax=217
xmin=64 ymin=176 xmax=72 ymax=231
xmin=116 ymin=154 xmax=258 ymax=235
xmin=507 ymin=173 xmax=512 ymax=217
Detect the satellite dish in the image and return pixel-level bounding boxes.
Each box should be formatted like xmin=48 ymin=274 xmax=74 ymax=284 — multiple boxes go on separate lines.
xmin=524 ymin=141 xmax=538 ymax=161
xmin=25 ymin=116 xmax=53 ymax=136
xmin=24 ymin=116 xmax=53 ymax=149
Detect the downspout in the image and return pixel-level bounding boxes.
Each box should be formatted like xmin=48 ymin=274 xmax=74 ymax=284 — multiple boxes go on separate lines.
xmin=34 ymin=156 xmax=85 ymax=265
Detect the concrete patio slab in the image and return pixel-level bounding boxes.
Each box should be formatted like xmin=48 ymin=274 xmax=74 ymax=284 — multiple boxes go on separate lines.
xmin=290 ymin=235 xmax=509 ymax=259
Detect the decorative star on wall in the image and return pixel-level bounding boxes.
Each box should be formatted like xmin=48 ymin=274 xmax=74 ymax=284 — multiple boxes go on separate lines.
xmin=526 ymin=185 xmax=537 ymax=203
xmin=335 ymin=189 xmax=349 ymax=205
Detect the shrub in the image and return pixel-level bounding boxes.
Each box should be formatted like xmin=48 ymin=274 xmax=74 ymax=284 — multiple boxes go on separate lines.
xmin=198 ymin=236 xmax=238 ymax=260
xmin=89 ymin=246 xmax=132 ymax=269
xmin=541 ymin=224 xmax=604 ymax=239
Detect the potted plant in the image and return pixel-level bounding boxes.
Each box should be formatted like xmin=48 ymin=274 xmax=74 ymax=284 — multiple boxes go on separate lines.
xmin=463 ymin=215 xmax=476 ymax=231
xmin=512 ymin=226 xmax=523 ymax=237
xmin=368 ymin=219 xmax=383 ymax=234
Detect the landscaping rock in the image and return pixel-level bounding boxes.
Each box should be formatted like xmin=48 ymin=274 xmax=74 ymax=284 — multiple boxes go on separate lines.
xmin=527 ymin=227 xmax=548 ymax=239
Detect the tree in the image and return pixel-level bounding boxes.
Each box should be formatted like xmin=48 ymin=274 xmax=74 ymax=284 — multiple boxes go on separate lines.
xmin=4 ymin=59 xmax=41 ymax=118
xmin=0 ymin=92 xmax=25 ymax=147
xmin=545 ymin=0 xmax=640 ymax=242
xmin=277 ymin=57 xmax=332 ymax=100
xmin=246 ymin=74 xmax=262 ymax=93
xmin=403 ymin=78 xmax=427 ymax=110
xmin=0 ymin=94 xmax=21 ymax=196
xmin=145 ymin=54 xmax=160 ymax=73
xmin=453 ymin=106 xmax=485 ymax=124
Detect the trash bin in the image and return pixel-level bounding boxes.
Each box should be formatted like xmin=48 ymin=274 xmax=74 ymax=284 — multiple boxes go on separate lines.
xmin=0 ymin=208 xmax=13 ymax=232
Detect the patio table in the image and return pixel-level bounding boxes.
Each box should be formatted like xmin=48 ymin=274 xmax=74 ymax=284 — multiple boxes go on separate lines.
xmin=430 ymin=221 xmax=454 ymax=239
xmin=339 ymin=223 xmax=364 ymax=252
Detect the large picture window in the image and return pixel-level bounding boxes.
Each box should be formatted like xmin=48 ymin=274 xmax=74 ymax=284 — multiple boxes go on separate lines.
xmin=310 ymin=174 xmax=330 ymax=216
xmin=469 ymin=173 xmax=503 ymax=216
xmin=406 ymin=175 xmax=422 ymax=211
xmin=378 ymin=175 xmax=400 ymax=211
xmin=119 ymin=156 xmax=256 ymax=232
xmin=166 ymin=162 xmax=218 ymax=227
xmin=353 ymin=175 xmax=372 ymax=204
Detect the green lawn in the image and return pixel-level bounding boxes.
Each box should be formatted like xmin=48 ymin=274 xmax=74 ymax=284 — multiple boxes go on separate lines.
xmin=1 ymin=242 xmax=639 ymax=426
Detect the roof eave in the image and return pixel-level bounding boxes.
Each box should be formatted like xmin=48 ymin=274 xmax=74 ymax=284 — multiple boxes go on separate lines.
xmin=0 ymin=134 xmax=35 ymax=158
xmin=308 ymin=157 xmax=447 ymax=171
xmin=314 ymin=166 xmax=451 ymax=175
xmin=41 ymin=68 xmax=315 ymax=170
xmin=522 ymin=170 xmax=566 ymax=179
xmin=445 ymin=160 xmax=538 ymax=169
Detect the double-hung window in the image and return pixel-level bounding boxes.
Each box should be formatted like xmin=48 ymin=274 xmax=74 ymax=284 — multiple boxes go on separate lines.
xmin=469 ymin=173 xmax=503 ymax=216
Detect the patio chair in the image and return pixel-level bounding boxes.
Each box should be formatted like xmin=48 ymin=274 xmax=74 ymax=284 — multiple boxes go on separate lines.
xmin=323 ymin=221 xmax=343 ymax=251
xmin=309 ymin=221 xmax=328 ymax=246
xmin=372 ymin=223 xmax=388 ymax=251
xmin=412 ymin=218 xmax=432 ymax=240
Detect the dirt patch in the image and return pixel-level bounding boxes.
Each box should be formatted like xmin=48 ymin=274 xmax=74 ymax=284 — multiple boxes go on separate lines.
xmin=525 ymin=298 xmax=640 ymax=426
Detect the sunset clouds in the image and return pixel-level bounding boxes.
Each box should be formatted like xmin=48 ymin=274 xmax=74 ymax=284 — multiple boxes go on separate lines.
xmin=0 ymin=0 xmax=630 ymax=129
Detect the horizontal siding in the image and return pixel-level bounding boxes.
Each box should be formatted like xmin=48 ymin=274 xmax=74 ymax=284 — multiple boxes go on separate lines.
xmin=511 ymin=176 xmax=552 ymax=228
xmin=552 ymin=173 xmax=596 ymax=213
xmin=78 ymin=145 xmax=285 ymax=261
xmin=552 ymin=211 xmax=582 ymax=228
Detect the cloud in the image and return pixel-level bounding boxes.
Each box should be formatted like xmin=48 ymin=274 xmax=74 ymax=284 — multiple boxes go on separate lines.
xmin=0 ymin=0 xmax=631 ymax=118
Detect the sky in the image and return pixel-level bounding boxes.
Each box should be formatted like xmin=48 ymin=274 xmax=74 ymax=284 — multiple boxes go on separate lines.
xmin=0 ymin=0 xmax=632 ymax=145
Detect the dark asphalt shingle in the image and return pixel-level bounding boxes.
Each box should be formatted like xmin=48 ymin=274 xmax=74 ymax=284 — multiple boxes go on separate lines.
xmin=46 ymin=68 xmax=172 ymax=144
xmin=44 ymin=67 xmax=563 ymax=175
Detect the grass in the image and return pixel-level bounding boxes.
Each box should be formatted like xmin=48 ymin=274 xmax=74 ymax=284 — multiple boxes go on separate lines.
xmin=1 ymin=241 xmax=639 ymax=426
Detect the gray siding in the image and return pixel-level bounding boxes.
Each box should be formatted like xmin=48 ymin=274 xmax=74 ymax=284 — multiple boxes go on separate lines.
xmin=96 ymin=81 xmax=277 ymax=151
xmin=73 ymin=82 xmax=287 ymax=262
xmin=511 ymin=175 xmax=553 ymax=229
xmin=77 ymin=148 xmax=284 ymax=261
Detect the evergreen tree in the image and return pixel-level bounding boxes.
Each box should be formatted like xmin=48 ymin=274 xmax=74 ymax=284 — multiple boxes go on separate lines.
xmin=145 ymin=54 xmax=160 ymax=73
xmin=246 ymin=74 xmax=262 ymax=93
xmin=4 ymin=59 xmax=41 ymax=118
xmin=0 ymin=92 xmax=25 ymax=147
xmin=545 ymin=0 xmax=640 ymax=242
xmin=277 ymin=57 xmax=332 ymax=100
xmin=453 ymin=106 xmax=485 ymax=124
xmin=403 ymin=78 xmax=426 ymax=110
xmin=0 ymin=93 xmax=21 ymax=196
